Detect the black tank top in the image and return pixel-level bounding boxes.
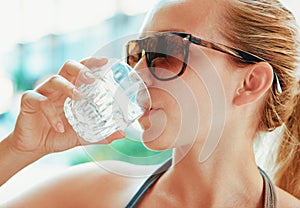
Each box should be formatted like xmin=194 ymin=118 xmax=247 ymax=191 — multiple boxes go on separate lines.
xmin=125 ymin=158 xmax=277 ymax=208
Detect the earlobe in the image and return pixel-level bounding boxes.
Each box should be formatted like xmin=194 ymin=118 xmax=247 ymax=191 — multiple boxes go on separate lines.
xmin=233 ymin=62 xmax=274 ymax=106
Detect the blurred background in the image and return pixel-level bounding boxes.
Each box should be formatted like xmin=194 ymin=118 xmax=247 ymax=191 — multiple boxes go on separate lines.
xmin=0 ymin=0 xmax=173 ymax=202
xmin=0 ymin=0 xmax=298 ymax=202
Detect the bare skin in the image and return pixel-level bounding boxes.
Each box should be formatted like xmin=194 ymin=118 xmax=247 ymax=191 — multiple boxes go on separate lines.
xmin=1 ymin=0 xmax=299 ymax=207
xmin=0 ymin=58 xmax=125 ymax=186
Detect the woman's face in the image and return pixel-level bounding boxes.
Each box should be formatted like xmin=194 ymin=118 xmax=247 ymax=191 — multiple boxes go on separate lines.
xmin=135 ymin=0 xmax=236 ymax=151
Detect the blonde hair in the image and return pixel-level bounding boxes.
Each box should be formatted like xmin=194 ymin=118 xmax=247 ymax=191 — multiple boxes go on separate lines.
xmin=223 ymin=0 xmax=300 ymax=198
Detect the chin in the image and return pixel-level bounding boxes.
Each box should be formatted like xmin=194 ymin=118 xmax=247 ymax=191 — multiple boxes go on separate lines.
xmin=138 ymin=108 xmax=179 ymax=150
xmin=140 ymin=127 xmax=177 ymax=151
xmin=138 ymin=116 xmax=150 ymax=131
xmin=142 ymin=137 xmax=172 ymax=151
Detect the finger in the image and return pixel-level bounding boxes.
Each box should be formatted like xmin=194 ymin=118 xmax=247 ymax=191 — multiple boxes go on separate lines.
xmin=21 ymin=91 xmax=65 ymax=133
xmin=80 ymin=57 xmax=108 ymax=69
xmin=58 ymin=60 xmax=95 ymax=85
xmin=21 ymin=90 xmax=43 ymax=113
xmin=36 ymin=75 xmax=83 ymax=101
xmin=99 ymin=130 xmax=126 ymax=144
xmin=39 ymin=98 xmax=66 ymax=133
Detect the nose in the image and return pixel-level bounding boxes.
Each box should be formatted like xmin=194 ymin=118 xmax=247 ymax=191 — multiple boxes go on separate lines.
xmin=134 ymin=57 xmax=154 ymax=87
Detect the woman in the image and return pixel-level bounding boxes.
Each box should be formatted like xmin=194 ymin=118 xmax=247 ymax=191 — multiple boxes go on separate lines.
xmin=1 ymin=0 xmax=299 ymax=207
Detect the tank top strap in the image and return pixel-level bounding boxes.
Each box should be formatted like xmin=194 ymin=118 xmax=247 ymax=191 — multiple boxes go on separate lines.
xmin=125 ymin=158 xmax=172 ymax=208
xmin=258 ymin=167 xmax=277 ymax=208
xmin=125 ymin=160 xmax=277 ymax=208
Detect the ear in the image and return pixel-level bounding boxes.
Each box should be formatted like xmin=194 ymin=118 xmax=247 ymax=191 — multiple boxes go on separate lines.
xmin=233 ymin=62 xmax=274 ymax=106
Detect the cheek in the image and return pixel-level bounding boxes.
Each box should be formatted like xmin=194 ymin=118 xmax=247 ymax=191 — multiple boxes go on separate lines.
xmin=182 ymin=72 xmax=213 ymax=140
xmin=140 ymin=76 xmax=210 ymax=149
xmin=175 ymin=51 xmax=228 ymax=139
xmin=189 ymin=46 xmax=229 ymax=108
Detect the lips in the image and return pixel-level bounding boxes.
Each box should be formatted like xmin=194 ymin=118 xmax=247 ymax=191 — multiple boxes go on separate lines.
xmin=143 ymin=108 xmax=153 ymax=116
xmin=150 ymin=106 xmax=160 ymax=110
xmin=149 ymin=107 xmax=160 ymax=112
xmin=142 ymin=107 xmax=159 ymax=117
xmin=139 ymin=108 xmax=167 ymax=134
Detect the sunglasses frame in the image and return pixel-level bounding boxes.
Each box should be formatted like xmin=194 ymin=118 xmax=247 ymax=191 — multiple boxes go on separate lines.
xmin=126 ymin=31 xmax=282 ymax=95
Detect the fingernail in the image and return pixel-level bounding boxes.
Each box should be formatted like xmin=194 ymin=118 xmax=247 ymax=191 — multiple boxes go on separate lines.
xmin=100 ymin=58 xmax=108 ymax=65
xmin=56 ymin=122 xmax=65 ymax=133
xmin=84 ymin=71 xmax=95 ymax=79
xmin=73 ymin=89 xmax=83 ymax=99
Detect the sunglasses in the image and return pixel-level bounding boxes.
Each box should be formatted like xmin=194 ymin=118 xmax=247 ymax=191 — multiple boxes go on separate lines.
xmin=126 ymin=31 xmax=282 ymax=95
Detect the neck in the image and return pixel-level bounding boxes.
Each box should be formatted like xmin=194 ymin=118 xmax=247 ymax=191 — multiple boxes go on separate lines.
xmin=159 ymin=135 xmax=264 ymax=208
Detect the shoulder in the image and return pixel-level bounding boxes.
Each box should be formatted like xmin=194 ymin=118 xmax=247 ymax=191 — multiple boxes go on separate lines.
xmin=2 ymin=160 xmax=159 ymax=208
xmin=276 ymin=187 xmax=300 ymax=208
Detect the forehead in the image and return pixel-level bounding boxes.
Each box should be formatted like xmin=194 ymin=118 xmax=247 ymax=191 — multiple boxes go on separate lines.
xmin=142 ymin=0 xmax=224 ymax=40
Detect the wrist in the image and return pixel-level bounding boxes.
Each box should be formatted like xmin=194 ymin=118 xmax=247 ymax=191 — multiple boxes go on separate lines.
xmin=0 ymin=134 xmax=45 ymax=186
xmin=5 ymin=133 xmax=46 ymax=159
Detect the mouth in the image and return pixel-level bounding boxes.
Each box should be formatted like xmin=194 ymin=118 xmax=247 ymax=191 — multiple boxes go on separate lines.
xmin=138 ymin=107 xmax=165 ymax=131
xmin=149 ymin=107 xmax=160 ymax=111
xmin=142 ymin=107 xmax=159 ymax=117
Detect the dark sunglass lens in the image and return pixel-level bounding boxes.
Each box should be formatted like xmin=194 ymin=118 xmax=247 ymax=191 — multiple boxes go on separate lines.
xmin=146 ymin=34 xmax=185 ymax=80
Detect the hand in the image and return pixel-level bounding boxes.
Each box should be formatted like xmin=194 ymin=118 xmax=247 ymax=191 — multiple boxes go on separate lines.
xmin=7 ymin=58 xmax=125 ymax=157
